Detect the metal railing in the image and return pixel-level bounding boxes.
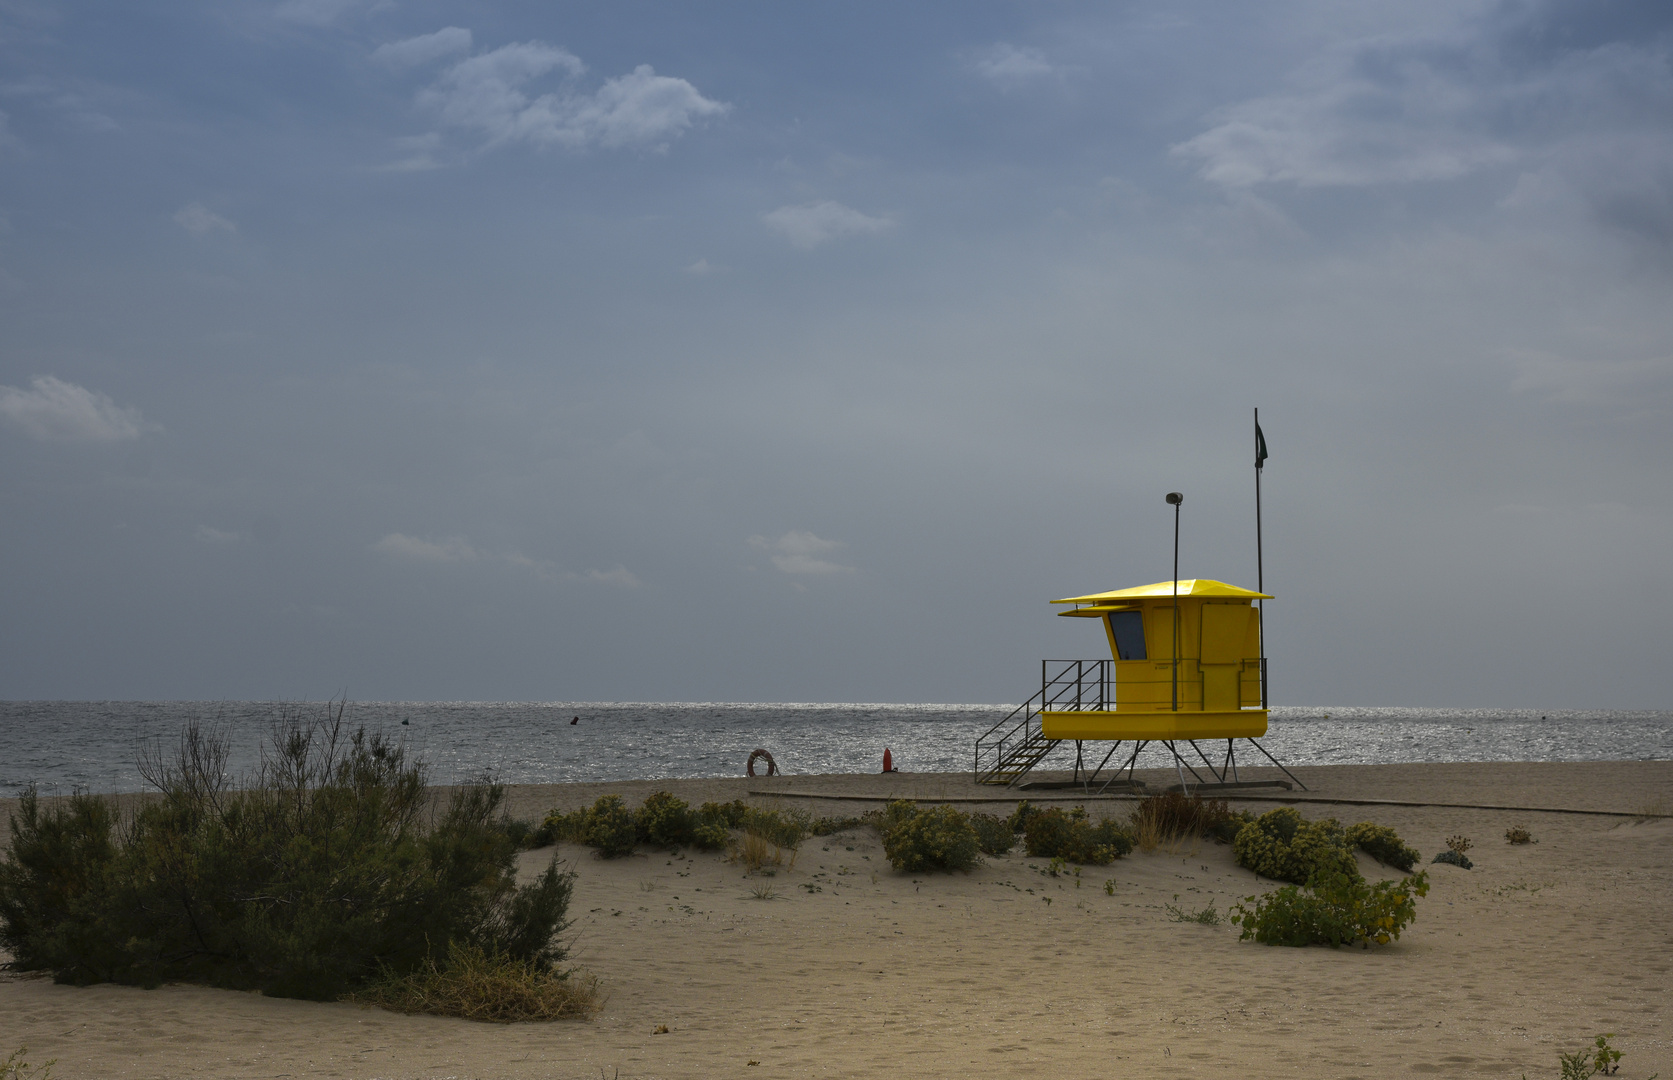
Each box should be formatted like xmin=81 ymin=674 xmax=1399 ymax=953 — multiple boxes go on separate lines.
xmin=973 ymin=658 xmax=1272 ymax=784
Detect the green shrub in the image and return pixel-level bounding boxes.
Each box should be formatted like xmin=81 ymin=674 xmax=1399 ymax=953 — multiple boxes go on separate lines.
xmin=1344 ymin=822 xmax=1420 ymax=871
xmin=1006 ymin=800 xmax=1041 ymax=834
xmin=1230 ymin=868 xmax=1429 ymax=948
xmin=1209 ymin=809 xmax=1255 ymax=845
xmin=692 ymin=822 xmax=731 ymax=850
xmin=969 ymin=812 xmax=1015 ymax=856
xmin=636 ymin=791 xmax=694 ymax=848
xmin=739 ymin=806 xmax=811 ymax=849
xmin=1431 ymin=849 xmax=1473 ymax=869
xmin=697 ymin=800 xmax=748 ymax=829
xmin=1232 ymin=808 xmax=1360 ymax=885
xmin=533 ymin=807 xmax=585 ymax=847
xmin=811 ymin=815 xmax=864 ymax=836
xmin=579 ymin=795 xmax=638 ymax=858
xmin=1022 ymin=806 xmax=1133 ymax=865
xmin=0 ymin=713 xmax=573 ymax=1001
xmin=879 ymin=802 xmax=980 ymax=873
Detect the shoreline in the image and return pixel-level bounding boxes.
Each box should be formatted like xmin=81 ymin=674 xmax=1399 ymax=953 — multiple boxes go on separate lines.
xmin=3 ymin=760 xmax=1670 ymax=1079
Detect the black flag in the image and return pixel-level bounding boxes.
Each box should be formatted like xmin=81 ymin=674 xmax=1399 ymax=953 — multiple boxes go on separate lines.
xmin=1255 ymin=423 xmax=1269 ymax=469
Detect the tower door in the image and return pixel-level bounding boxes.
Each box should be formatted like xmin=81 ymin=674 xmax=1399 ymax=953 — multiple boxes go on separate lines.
xmin=1200 ymin=605 xmax=1253 ymax=711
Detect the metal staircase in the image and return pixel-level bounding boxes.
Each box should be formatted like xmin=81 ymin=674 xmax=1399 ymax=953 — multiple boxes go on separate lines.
xmin=973 ymin=660 xmax=1111 ymax=786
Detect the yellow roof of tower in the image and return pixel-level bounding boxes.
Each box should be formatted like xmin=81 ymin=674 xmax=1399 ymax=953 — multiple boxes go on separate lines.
xmin=1051 ymin=578 xmax=1272 ymax=605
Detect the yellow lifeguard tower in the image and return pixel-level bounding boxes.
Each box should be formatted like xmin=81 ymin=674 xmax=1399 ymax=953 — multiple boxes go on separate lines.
xmin=973 ymin=578 xmax=1303 ymax=792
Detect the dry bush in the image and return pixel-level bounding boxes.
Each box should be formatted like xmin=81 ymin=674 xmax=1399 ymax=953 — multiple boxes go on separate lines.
xmin=1445 ymin=834 xmax=1473 ymax=855
xmin=1130 ymin=792 xmax=1236 ymax=853
xmin=731 ymin=830 xmax=783 ymax=873
xmin=352 ymin=942 xmax=600 ymax=1023
xmin=1504 ymin=825 xmax=1533 ymax=845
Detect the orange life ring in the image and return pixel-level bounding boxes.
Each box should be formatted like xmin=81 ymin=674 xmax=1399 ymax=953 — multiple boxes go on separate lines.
xmin=746 ymin=748 xmax=778 ymax=777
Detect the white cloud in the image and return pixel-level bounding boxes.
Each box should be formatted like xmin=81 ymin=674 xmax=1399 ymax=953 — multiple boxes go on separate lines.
xmin=749 ymin=531 xmax=854 ymax=575
xmin=174 ymin=203 xmax=236 ymax=236
xmin=195 ymin=526 xmax=245 ymax=544
xmin=375 ymin=133 xmax=447 ymax=172
xmin=974 ymin=43 xmax=1055 ymax=88
xmin=763 ymin=201 xmax=893 ymax=249
xmin=579 ymin=565 xmax=641 ymax=587
xmin=0 ymin=376 xmax=146 ymax=442
xmin=372 ymin=533 xmax=478 ymax=562
xmin=373 ymin=27 xmax=472 ymax=69
xmin=685 ymin=258 xmax=717 ymax=275
xmin=413 ymin=43 xmax=727 ymax=152
xmin=1172 ymin=24 xmax=1673 ymax=190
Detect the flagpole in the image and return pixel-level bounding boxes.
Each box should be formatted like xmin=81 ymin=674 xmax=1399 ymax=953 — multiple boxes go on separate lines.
xmin=1255 ymin=408 xmax=1266 ymax=709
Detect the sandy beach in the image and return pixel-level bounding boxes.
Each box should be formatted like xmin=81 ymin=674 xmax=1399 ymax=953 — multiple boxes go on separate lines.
xmin=2 ymin=760 xmax=1670 ymax=1079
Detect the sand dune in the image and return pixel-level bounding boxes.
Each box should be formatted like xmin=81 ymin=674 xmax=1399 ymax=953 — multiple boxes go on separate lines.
xmin=2 ymin=761 xmax=1669 ymax=1078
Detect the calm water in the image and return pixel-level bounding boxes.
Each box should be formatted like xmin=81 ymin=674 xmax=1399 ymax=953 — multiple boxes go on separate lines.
xmin=1 ymin=701 xmax=1669 ymax=797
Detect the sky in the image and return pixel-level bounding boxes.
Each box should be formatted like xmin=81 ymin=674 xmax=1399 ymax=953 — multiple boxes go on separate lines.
xmin=1 ymin=0 xmax=1670 ymax=708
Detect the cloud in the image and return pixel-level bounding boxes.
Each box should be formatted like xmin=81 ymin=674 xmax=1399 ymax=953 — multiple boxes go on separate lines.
xmin=763 ymin=201 xmax=893 ymax=248
xmin=195 ymin=526 xmax=245 ymax=544
xmin=1172 ymin=8 xmax=1673 ymax=190
xmin=372 ymin=533 xmax=478 ymax=562
xmin=749 ymin=531 xmax=854 ymax=575
xmin=413 ymin=42 xmax=727 ymax=152
xmin=372 ymin=27 xmax=472 ymax=69
xmin=173 ymin=203 xmax=236 ymax=235
xmin=374 ymin=133 xmax=448 ymax=172
xmin=974 ymin=43 xmax=1056 ymax=88
xmin=0 ymin=376 xmax=146 ymax=442
xmin=579 ymin=565 xmax=641 ymax=587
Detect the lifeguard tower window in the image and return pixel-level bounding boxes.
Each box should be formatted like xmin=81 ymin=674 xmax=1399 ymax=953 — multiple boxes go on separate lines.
xmin=1108 ymin=611 xmax=1147 ymax=660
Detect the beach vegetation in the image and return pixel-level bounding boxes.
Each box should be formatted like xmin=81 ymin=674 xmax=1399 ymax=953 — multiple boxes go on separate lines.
xmin=738 ymin=806 xmax=812 ymax=849
xmin=1446 ymin=834 xmax=1473 ymax=854
xmin=1022 ymin=806 xmax=1134 ymax=865
xmin=879 ymin=802 xmax=981 ymax=873
xmin=968 ymin=812 xmax=1015 ymax=856
xmin=1432 ymin=849 xmax=1474 ymax=869
xmin=1231 ymin=807 xmax=1360 ymax=885
xmin=0 ymin=711 xmax=575 ymax=1007
xmin=1345 ymin=822 xmax=1421 ymax=871
xmin=352 ymin=941 xmax=599 ymax=1023
xmin=1 ymin=1046 xmax=55 ymax=1080
xmin=1131 ymin=792 xmax=1239 ymax=851
xmin=1504 ymin=825 xmax=1534 ymax=845
xmin=636 ymin=791 xmax=696 ymax=848
xmin=810 ymin=815 xmax=865 ymax=836
xmin=1006 ymin=800 xmax=1041 ymax=835
xmin=1165 ymin=895 xmax=1222 ymax=925
xmin=698 ymin=800 xmax=749 ymax=829
xmin=1230 ymin=868 xmax=1429 ymax=948
xmin=579 ymin=795 xmax=639 ymax=858
xmin=731 ymin=829 xmax=783 ymax=873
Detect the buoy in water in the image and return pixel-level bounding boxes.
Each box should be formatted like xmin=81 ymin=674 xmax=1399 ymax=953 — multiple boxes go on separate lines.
xmin=570 ymin=716 xmax=579 ymax=725
xmin=882 ymin=747 xmax=895 ymax=773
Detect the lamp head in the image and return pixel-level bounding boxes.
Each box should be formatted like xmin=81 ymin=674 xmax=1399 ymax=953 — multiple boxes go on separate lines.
xmin=1165 ymin=491 xmax=1184 ymax=506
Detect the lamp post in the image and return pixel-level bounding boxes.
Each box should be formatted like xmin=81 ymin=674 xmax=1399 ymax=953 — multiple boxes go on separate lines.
xmin=1166 ymin=491 xmax=1183 ymax=711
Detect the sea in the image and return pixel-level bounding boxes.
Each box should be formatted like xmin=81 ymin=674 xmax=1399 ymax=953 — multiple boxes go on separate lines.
xmin=1 ymin=701 xmax=1669 ymax=798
